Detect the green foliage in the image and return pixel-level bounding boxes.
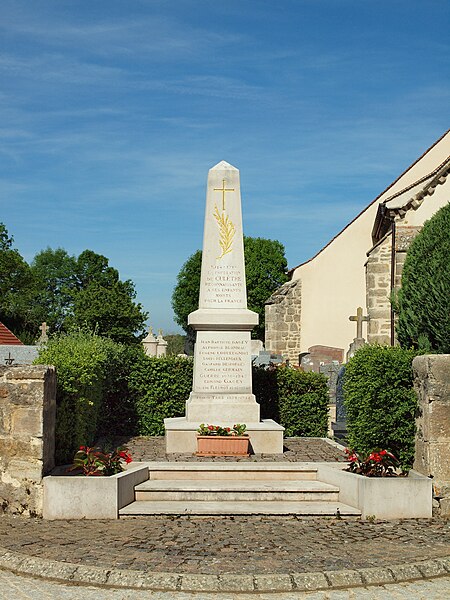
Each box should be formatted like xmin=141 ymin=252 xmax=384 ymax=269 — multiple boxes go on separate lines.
xmin=29 ymin=248 xmax=77 ymax=333
xmin=127 ymin=360 xmax=328 ymax=439
xmin=129 ymin=355 xmax=193 ymax=435
xmin=343 ymin=344 xmax=418 ymax=470
xmin=397 ymin=203 xmax=450 ymax=353
xmin=35 ymin=330 xmax=124 ymax=464
xmin=97 ymin=344 xmax=145 ymax=437
xmin=171 ymin=237 xmax=288 ymax=341
xmin=0 ymin=223 xmax=35 ymax=336
xmin=165 ymin=334 xmax=186 ymax=355
xmin=253 ymin=367 xmax=329 ymax=437
xmin=244 ymin=237 xmax=288 ymax=339
xmin=171 ymin=249 xmax=202 ymax=344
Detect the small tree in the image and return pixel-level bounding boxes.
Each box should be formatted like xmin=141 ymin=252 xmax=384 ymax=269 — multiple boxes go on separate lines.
xmin=397 ymin=202 xmax=450 ymax=353
xmin=344 ymin=344 xmax=418 ymax=470
xmin=171 ymin=238 xmax=288 ymax=341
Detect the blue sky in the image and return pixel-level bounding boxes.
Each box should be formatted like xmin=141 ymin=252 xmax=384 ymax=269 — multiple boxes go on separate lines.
xmin=1 ymin=0 xmax=449 ymax=334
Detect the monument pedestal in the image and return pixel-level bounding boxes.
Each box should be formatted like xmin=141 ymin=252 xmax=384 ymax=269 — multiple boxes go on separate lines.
xmin=165 ymin=418 xmax=284 ymax=454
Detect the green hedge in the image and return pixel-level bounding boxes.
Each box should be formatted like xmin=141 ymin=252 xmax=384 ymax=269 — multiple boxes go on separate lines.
xmin=129 ymin=355 xmax=194 ymax=436
xmin=35 ymin=330 xmax=125 ymax=464
xmin=254 ymin=367 xmax=329 ymax=437
xmin=343 ymin=344 xmax=418 ymax=469
xmin=129 ymin=358 xmax=329 ymax=438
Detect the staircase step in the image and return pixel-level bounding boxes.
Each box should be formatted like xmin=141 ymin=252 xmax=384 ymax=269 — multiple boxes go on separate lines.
xmin=119 ymin=500 xmax=361 ymax=517
xmin=145 ymin=462 xmax=318 ymax=481
xmin=135 ymin=479 xmax=339 ymax=502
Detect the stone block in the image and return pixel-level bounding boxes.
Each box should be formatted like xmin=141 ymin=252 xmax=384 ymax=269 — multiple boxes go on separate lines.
xmin=11 ymin=407 xmax=43 ymax=437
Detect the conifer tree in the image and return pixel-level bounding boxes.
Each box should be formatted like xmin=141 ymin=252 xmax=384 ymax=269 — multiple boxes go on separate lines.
xmin=397 ymin=202 xmax=450 ymax=353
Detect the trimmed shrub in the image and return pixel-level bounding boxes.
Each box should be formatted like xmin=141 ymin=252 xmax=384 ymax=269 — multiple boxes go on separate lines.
xmin=35 ymin=330 xmax=123 ymax=464
xmin=129 ymin=355 xmax=193 ymax=436
xmin=254 ymin=366 xmax=329 ymax=437
xmin=97 ymin=343 xmax=145 ymax=438
xmin=397 ymin=202 xmax=450 ymax=353
xmin=343 ymin=344 xmax=418 ymax=469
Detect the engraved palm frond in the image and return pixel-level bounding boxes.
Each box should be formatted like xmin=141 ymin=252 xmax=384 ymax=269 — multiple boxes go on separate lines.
xmin=213 ymin=204 xmax=236 ymax=259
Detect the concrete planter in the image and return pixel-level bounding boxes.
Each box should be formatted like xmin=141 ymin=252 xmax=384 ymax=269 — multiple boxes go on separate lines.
xmin=43 ymin=464 xmax=148 ymax=520
xmin=196 ymin=435 xmax=250 ymax=457
xmin=317 ymin=463 xmax=432 ymax=519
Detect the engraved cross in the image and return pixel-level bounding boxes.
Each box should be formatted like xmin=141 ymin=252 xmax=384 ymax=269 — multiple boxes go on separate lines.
xmin=214 ymin=179 xmax=235 ymax=211
xmin=349 ymin=307 xmax=369 ymax=339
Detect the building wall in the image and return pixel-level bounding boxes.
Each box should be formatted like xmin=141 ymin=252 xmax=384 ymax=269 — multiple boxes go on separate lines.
xmin=265 ymin=134 xmax=450 ymax=358
xmin=265 ymin=280 xmax=301 ymax=362
xmin=0 ymin=365 xmax=56 ymax=516
xmin=366 ymin=178 xmax=449 ymax=345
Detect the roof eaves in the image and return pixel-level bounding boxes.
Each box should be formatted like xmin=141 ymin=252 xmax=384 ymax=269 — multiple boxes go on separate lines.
xmin=288 ymin=128 xmax=450 ymax=277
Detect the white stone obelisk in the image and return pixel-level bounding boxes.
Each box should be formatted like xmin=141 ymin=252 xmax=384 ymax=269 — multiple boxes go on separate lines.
xmin=187 ymin=161 xmax=259 ymax=422
xmin=164 ymin=161 xmax=284 ymax=453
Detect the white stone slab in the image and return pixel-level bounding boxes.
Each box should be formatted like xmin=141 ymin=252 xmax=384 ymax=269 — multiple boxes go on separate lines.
xmin=119 ymin=500 xmax=361 ymax=516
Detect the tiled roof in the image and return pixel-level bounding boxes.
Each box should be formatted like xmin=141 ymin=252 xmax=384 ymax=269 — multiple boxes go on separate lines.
xmin=0 ymin=322 xmax=23 ymax=345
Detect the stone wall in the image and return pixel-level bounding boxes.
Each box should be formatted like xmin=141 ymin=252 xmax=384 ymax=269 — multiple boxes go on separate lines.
xmin=265 ymin=279 xmax=301 ymax=363
xmin=0 ymin=365 xmax=56 ymax=516
xmin=413 ymin=354 xmax=450 ymax=517
xmin=366 ymin=225 xmax=421 ymax=345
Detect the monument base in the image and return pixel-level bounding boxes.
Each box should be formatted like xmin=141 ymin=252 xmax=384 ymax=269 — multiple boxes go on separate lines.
xmin=164 ymin=418 xmax=285 ymax=454
xmin=186 ymin=392 xmax=260 ymax=423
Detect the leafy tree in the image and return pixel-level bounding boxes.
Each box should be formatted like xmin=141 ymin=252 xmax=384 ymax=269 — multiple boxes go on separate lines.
xmin=0 ymin=223 xmax=35 ymax=338
xmin=397 ymin=203 xmax=450 ymax=353
xmin=29 ymin=248 xmax=77 ymax=333
xmin=244 ymin=237 xmax=288 ymax=339
xmin=165 ymin=333 xmax=186 ymax=355
xmin=171 ymin=238 xmax=288 ymax=341
xmin=70 ymin=279 xmax=147 ymax=344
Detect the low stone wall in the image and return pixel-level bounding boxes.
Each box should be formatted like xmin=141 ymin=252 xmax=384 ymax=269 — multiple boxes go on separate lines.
xmin=0 ymin=365 xmax=56 ymax=516
xmin=413 ymin=354 xmax=450 ymax=516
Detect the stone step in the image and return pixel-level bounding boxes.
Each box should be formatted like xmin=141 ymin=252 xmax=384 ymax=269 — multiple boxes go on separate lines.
xmin=144 ymin=461 xmax=318 ymax=481
xmin=119 ymin=500 xmax=361 ymax=517
xmin=135 ymin=479 xmax=339 ymax=502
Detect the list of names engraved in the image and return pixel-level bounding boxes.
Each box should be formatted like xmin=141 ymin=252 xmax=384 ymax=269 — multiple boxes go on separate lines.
xmin=194 ymin=333 xmax=250 ymax=393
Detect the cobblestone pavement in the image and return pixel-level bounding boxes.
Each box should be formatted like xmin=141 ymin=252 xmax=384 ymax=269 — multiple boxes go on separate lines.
xmin=100 ymin=436 xmax=348 ymax=462
xmin=0 ymin=570 xmax=449 ymax=599
xmin=0 ymin=515 xmax=448 ymax=575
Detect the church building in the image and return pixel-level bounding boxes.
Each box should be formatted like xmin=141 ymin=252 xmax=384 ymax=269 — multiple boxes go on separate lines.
xmin=265 ymin=130 xmax=450 ymax=364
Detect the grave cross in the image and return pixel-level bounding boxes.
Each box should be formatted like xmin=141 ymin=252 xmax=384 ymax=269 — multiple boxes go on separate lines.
xmin=38 ymin=322 xmax=49 ymax=344
xmin=4 ymin=352 xmax=14 ymax=366
xmin=349 ymin=307 xmax=369 ymax=339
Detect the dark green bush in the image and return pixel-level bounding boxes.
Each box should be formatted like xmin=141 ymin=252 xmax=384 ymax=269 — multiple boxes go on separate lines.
xmin=397 ymin=202 xmax=450 ymax=353
xmin=343 ymin=344 xmax=418 ymax=469
xmin=129 ymin=355 xmax=193 ymax=435
xmin=35 ymin=330 xmax=123 ymax=464
xmin=254 ymin=366 xmax=329 ymax=437
xmin=97 ymin=344 xmax=145 ymax=438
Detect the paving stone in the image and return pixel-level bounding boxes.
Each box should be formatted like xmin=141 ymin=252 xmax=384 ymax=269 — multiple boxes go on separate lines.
xmin=360 ymin=566 xmax=396 ymax=586
xmin=180 ymin=574 xmax=220 ymax=591
xmin=323 ymin=569 xmax=364 ymax=588
xmin=254 ymin=574 xmax=293 ymax=591
xmin=291 ymin=572 xmax=330 ymax=590
xmin=388 ymin=563 xmax=424 ymax=582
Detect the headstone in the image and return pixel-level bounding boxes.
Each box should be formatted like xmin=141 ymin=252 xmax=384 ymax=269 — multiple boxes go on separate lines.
xmin=319 ymin=361 xmax=341 ymax=403
xmin=142 ymin=326 xmax=158 ymax=356
xmin=301 ymin=345 xmax=344 ymax=372
xmin=164 ymin=161 xmax=284 ymax=453
xmin=346 ymin=307 xmax=369 ymax=361
xmin=331 ymin=365 xmax=347 ymax=440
